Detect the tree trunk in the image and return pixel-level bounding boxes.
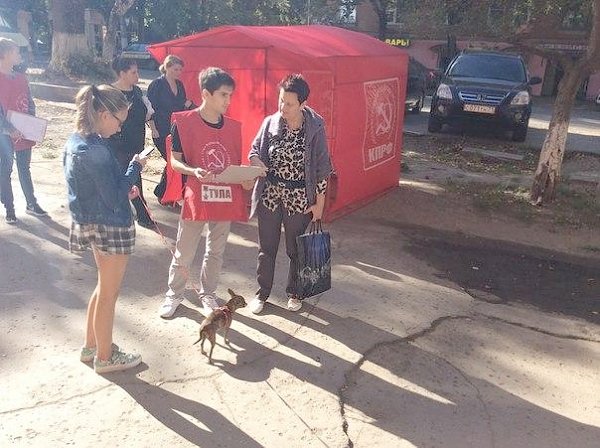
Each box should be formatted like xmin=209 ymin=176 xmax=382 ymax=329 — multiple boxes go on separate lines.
xmin=369 ymin=0 xmax=388 ymax=40
xmin=51 ymin=32 xmax=89 ymax=65
xmin=530 ymin=68 xmax=582 ymax=204
xmin=102 ymin=8 xmax=119 ymax=62
xmin=102 ymin=0 xmax=136 ymax=62
xmin=49 ymin=0 xmax=88 ymax=70
xmin=137 ymin=0 xmax=146 ymax=42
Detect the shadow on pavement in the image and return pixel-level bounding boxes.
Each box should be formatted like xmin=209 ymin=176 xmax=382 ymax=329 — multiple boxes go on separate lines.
xmin=0 ymin=235 xmax=83 ymax=309
xmin=112 ymin=366 xmax=263 ymax=447
xmin=344 ymin=336 xmax=600 ymax=447
xmin=398 ymin=223 xmax=600 ymax=324
xmin=208 ymin=304 xmax=600 ymax=447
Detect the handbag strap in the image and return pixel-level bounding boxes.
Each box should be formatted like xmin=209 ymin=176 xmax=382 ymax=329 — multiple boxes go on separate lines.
xmin=309 ymin=219 xmax=323 ymax=234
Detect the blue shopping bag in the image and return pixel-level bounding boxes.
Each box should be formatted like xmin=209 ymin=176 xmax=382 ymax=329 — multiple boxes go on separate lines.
xmin=296 ymin=220 xmax=331 ymax=298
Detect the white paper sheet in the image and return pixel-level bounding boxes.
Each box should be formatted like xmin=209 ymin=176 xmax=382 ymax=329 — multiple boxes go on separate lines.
xmin=213 ymin=165 xmax=266 ymax=184
xmin=6 ymin=110 xmax=48 ymax=143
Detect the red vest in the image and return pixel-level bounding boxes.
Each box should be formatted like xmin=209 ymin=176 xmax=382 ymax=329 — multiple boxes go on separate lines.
xmin=0 ymin=71 xmax=34 ymax=150
xmin=166 ymin=110 xmax=247 ymax=222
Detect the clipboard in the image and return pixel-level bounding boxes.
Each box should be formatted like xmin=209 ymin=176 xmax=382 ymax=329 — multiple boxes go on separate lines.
xmin=6 ymin=110 xmax=48 ymax=143
xmin=213 ymin=165 xmax=265 ymax=184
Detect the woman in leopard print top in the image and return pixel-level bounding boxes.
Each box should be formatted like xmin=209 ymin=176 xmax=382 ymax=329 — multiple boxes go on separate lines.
xmin=248 ymin=74 xmax=333 ymax=314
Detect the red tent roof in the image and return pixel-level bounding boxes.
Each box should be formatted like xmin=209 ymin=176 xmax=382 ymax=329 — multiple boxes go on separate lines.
xmin=149 ymin=25 xmax=401 ymax=59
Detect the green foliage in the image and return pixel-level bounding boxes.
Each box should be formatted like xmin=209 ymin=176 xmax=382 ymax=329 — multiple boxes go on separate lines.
xmin=373 ymin=0 xmax=594 ymax=40
xmin=138 ymin=0 xmax=342 ymax=41
xmin=55 ymin=53 xmax=115 ymax=83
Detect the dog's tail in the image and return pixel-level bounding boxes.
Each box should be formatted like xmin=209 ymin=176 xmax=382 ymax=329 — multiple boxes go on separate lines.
xmin=192 ymin=327 xmax=206 ymax=345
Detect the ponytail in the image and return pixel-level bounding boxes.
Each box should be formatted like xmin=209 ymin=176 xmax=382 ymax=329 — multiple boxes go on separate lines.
xmin=159 ymin=54 xmax=184 ymax=75
xmin=75 ymin=84 xmax=130 ymax=136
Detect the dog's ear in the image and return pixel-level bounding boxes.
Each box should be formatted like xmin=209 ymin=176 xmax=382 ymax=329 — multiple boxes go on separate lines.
xmin=227 ymin=288 xmax=235 ymax=297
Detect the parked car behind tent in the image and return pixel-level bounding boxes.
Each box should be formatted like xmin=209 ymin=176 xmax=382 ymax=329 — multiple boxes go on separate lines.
xmin=148 ymin=25 xmax=407 ymax=221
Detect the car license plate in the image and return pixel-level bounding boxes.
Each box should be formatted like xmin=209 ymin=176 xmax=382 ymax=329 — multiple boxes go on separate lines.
xmin=464 ymin=104 xmax=495 ymax=114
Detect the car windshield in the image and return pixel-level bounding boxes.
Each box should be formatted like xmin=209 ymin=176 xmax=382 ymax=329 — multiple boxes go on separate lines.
xmin=447 ymin=54 xmax=527 ymax=83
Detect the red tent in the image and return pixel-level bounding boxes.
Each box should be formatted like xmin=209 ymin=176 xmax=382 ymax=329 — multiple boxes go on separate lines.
xmin=148 ymin=25 xmax=407 ymax=220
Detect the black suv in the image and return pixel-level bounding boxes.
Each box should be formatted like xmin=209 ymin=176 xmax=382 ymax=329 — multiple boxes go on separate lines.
xmin=428 ymin=51 xmax=541 ymax=141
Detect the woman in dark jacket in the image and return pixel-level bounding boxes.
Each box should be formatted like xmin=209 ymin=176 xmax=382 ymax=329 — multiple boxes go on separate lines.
xmin=108 ymin=57 xmax=155 ymax=228
xmin=247 ymin=74 xmax=332 ymax=314
xmin=147 ymin=54 xmax=194 ymax=202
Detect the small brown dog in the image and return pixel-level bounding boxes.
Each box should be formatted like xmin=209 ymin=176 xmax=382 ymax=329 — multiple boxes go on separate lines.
xmin=193 ymin=288 xmax=247 ymax=363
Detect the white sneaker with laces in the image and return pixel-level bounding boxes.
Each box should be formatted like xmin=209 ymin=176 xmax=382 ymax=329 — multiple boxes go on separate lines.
xmin=249 ymin=298 xmax=265 ymax=314
xmin=94 ymin=349 xmax=142 ymax=374
xmin=287 ymin=297 xmax=302 ymax=312
xmin=201 ymin=294 xmax=219 ymax=317
xmin=159 ymin=296 xmax=183 ymax=318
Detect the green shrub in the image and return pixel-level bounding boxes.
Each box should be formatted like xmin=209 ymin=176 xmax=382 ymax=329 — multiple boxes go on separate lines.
xmin=55 ymin=53 xmax=115 ymax=83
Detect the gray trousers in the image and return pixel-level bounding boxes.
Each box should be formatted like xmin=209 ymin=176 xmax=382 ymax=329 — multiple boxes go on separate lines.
xmin=256 ymin=202 xmax=311 ymax=300
xmin=166 ymin=218 xmax=231 ymax=300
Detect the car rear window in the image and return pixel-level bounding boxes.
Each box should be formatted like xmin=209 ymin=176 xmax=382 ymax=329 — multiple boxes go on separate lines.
xmin=447 ymin=54 xmax=527 ymax=83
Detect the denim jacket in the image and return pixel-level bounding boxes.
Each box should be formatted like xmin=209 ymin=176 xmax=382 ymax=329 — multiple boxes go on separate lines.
xmin=248 ymin=106 xmax=333 ymax=218
xmin=63 ymin=133 xmax=141 ymax=227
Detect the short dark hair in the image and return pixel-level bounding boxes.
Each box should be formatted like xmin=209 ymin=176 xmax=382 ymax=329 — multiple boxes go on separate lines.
xmin=278 ymin=74 xmax=310 ymax=104
xmin=199 ymin=67 xmax=235 ymax=94
xmin=112 ymin=57 xmax=137 ymax=74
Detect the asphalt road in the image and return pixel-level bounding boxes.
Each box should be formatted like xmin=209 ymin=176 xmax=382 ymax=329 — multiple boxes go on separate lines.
xmin=404 ymin=96 xmax=600 ymax=154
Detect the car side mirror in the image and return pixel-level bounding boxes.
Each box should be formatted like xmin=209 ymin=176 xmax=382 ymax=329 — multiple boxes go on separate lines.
xmin=529 ymin=76 xmax=542 ymax=86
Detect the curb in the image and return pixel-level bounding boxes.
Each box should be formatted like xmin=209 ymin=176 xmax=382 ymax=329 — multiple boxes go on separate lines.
xmin=30 ymin=82 xmax=78 ymax=103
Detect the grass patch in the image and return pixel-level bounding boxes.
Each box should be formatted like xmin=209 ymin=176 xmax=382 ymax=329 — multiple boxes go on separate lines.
xmin=551 ymin=185 xmax=600 ymax=228
xmin=581 ymin=245 xmax=600 ymax=253
xmin=417 ymin=136 xmax=538 ymax=176
xmin=446 ymin=180 xmax=600 ymax=228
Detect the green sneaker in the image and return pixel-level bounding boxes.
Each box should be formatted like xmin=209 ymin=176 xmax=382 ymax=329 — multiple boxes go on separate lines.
xmin=94 ymin=348 xmax=142 ymax=374
xmin=80 ymin=343 xmax=119 ymax=362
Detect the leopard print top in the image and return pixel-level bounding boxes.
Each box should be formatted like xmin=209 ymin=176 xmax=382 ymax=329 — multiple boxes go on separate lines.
xmin=261 ymin=122 xmax=327 ymax=215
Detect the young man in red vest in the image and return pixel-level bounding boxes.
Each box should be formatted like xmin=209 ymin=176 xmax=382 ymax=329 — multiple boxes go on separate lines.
xmin=0 ymin=38 xmax=47 ymax=224
xmin=159 ymin=67 xmax=256 ymax=318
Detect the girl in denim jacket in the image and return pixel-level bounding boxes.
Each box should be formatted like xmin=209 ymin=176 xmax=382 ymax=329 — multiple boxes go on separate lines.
xmin=64 ymin=85 xmax=147 ymax=374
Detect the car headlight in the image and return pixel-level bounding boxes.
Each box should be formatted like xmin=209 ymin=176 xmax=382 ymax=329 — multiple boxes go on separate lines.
xmin=511 ymin=91 xmax=530 ymax=106
xmin=436 ymin=83 xmax=453 ymax=100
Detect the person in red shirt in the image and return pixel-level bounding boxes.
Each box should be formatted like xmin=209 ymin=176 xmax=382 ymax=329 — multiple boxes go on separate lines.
xmin=0 ymin=38 xmax=47 ymax=224
xmin=158 ymin=67 xmax=261 ymax=318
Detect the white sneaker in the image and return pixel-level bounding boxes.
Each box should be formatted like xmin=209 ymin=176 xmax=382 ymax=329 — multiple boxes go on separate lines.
xmin=201 ymin=294 xmax=219 ymax=317
xmin=287 ymin=297 xmax=302 ymax=312
xmin=249 ymin=298 xmax=265 ymax=314
xmin=159 ymin=296 xmax=183 ymax=318
xmin=94 ymin=349 xmax=142 ymax=374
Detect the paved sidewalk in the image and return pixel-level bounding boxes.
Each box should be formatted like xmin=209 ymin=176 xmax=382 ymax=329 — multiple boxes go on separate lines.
xmin=1 ymin=144 xmax=599 ymax=447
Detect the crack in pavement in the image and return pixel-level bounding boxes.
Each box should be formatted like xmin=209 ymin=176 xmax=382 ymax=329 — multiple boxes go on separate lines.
xmin=479 ymin=313 xmax=600 ymax=343
xmin=336 ymin=306 xmax=599 ymax=447
xmin=0 ymin=384 xmax=113 ymax=416
xmin=337 ymin=314 xmax=472 ymax=448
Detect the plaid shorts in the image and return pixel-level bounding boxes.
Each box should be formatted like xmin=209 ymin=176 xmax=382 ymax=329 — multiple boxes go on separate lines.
xmin=70 ymin=222 xmax=136 ymax=255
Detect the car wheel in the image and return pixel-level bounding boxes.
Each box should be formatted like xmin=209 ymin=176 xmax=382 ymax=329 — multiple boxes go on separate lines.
xmin=512 ymin=122 xmax=528 ymax=142
xmin=428 ymin=113 xmax=442 ymax=133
